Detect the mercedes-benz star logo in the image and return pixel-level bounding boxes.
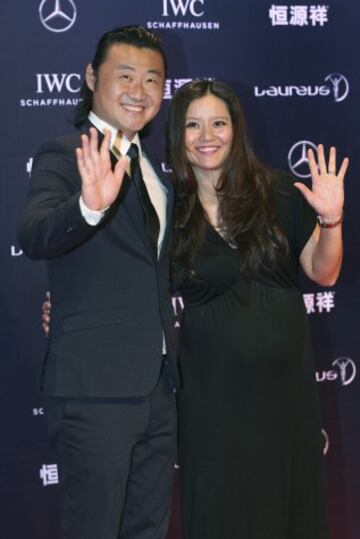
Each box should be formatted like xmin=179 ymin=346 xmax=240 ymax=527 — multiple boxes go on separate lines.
xmin=325 ymin=73 xmax=349 ymax=103
xmin=39 ymin=0 xmax=77 ymax=33
xmin=332 ymin=357 xmax=357 ymax=386
xmin=288 ymin=140 xmax=317 ymax=179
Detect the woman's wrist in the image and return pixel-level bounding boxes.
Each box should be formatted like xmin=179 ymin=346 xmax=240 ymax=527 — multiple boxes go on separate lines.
xmin=317 ymin=212 xmax=344 ymax=228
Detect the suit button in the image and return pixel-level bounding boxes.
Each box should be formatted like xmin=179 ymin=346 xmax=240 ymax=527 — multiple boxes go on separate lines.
xmin=65 ymin=225 xmax=77 ymax=233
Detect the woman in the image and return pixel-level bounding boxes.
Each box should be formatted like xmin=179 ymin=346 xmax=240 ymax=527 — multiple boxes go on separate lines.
xmin=166 ymin=79 xmax=348 ymax=538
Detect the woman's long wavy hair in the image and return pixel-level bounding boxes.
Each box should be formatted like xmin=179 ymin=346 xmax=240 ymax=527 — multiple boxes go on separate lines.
xmin=166 ymin=79 xmax=288 ymax=277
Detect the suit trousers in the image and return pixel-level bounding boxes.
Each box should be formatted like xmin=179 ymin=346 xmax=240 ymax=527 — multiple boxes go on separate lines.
xmin=45 ymin=361 xmax=177 ymax=539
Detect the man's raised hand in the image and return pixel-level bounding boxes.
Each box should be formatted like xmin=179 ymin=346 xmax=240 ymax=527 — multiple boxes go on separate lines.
xmin=76 ymin=127 xmax=128 ymax=211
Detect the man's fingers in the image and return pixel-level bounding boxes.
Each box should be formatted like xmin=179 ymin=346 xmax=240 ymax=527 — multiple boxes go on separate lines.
xmin=76 ymin=147 xmax=85 ymax=168
xmin=89 ymin=127 xmax=100 ymax=164
xmin=42 ymin=301 xmax=51 ymax=313
xmin=82 ymin=133 xmax=94 ymax=171
xmin=77 ymin=144 xmax=97 ymax=186
xmin=76 ymin=147 xmax=89 ymax=182
xmin=80 ymin=134 xmax=90 ymax=159
xmin=114 ymin=156 xmax=128 ymax=187
xmin=42 ymin=322 xmax=50 ymax=337
xmin=89 ymin=127 xmax=98 ymax=145
xmin=100 ymin=129 xmax=111 ymax=161
xmin=78 ymin=136 xmax=92 ymax=176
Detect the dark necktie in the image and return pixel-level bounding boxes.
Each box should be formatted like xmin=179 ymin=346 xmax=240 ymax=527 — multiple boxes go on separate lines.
xmin=127 ymin=143 xmax=160 ymax=254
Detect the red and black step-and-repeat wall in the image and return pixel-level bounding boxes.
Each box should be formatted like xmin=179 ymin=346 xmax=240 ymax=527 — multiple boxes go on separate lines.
xmin=0 ymin=1 xmax=359 ymax=538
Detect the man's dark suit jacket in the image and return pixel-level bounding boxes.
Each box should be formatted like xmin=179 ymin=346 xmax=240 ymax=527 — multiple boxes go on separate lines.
xmin=18 ymin=123 xmax=178 ymax=398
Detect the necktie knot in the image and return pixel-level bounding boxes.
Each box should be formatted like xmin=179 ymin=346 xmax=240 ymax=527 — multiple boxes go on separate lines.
xmin=127 ymin=143 xmax=140 ymax=161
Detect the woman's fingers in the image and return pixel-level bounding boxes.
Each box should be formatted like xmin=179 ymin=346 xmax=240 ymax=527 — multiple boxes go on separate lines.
xmin=328 ymin=146 xmax=336 ymax=175
xmin=307 ymin=148 xmax=320 ymax=180
xmin=337 ymin=157 xmax=349 ymax=181
xmin=317 ymin=144 xmax=327 ymax=175
xmin=309 ymin=145 xmax=348 ymax=180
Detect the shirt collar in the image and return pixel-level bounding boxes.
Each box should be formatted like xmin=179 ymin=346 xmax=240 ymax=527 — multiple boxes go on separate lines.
xmin=88 ymin=111 xmax=143 ymax=159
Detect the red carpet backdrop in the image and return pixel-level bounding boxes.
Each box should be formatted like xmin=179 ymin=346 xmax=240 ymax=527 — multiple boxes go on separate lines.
xmin=0 ymin=1 xmax=359 ymax=538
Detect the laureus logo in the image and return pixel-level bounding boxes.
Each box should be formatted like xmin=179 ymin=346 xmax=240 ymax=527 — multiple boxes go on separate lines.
xmin=39 ymin=0 xmax=77 ymax=33
xmin=332 ymin=357 xmax=356 ymax=386
xmin=316 ymin=357 xmax=357 ymax=386
xmin=324 ymin=74 xmax=349 ymax=103
xmin=321 ymin=429 xmax=329 ymax=455
xmin=254 ymin=73 xmax=349 ymax=103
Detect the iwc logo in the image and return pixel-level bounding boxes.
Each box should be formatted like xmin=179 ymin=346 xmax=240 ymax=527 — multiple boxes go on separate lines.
xmin=287 ymin=140 xmax=317 ymax=179
xmin=162 ymin=0 xmax=205 ymax=16
xmin=147 ymin=0 xmax=220 ymax=31
xmin=39 ymin=0 xmax=77 ymax=33
xmin=20 ymin=72 xmax=81 ymax=108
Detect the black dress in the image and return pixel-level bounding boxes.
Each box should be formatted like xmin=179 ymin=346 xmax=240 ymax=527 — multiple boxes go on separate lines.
xmin=177 ymin=174 xmax=329 ymax=539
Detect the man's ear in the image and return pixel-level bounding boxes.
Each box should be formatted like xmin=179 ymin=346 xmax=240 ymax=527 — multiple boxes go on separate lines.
xmin=85 ymin=64 xmax=96 ymax=91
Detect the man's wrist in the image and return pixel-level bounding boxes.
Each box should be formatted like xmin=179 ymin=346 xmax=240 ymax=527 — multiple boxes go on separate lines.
xmin=79 ymin=196 xmax=108 ymax=226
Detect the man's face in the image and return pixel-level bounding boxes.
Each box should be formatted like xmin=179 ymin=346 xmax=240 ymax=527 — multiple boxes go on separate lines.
xmin=86 ymin=43 xmax=165 ymax=140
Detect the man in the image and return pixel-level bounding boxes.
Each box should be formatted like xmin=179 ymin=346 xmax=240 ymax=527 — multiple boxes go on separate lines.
xmin=18 ymin=26 xmax=178 ymax=539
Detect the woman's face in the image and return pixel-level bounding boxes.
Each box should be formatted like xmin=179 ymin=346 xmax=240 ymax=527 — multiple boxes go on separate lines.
xmin=184 ymin=94 xmax=233 ymax=178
